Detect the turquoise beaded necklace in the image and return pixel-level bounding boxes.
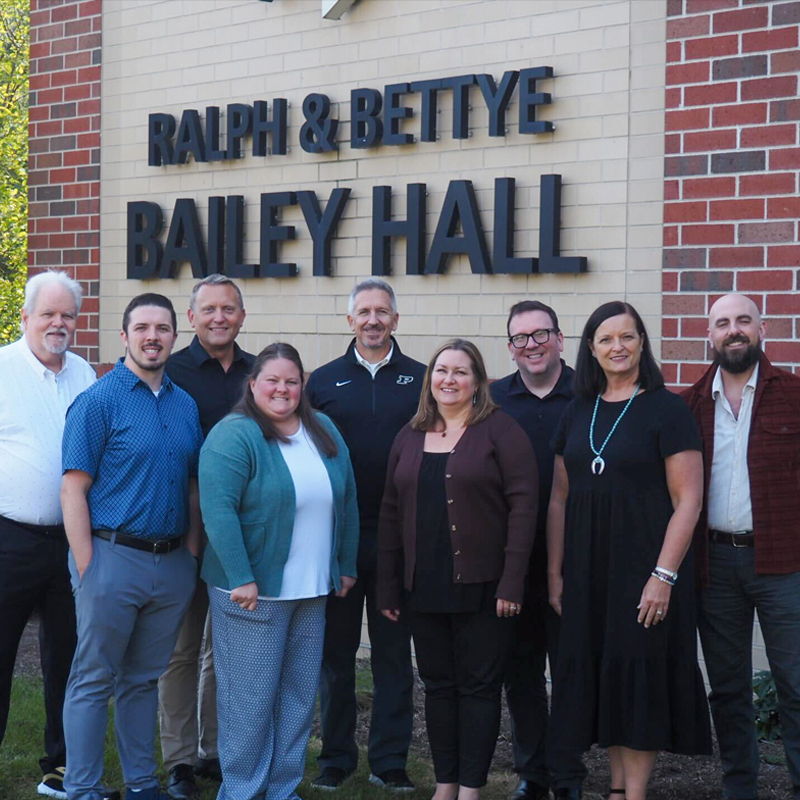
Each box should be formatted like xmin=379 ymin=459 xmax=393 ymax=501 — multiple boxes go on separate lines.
xmin=588 ymin=383 xmax=640 ymax=475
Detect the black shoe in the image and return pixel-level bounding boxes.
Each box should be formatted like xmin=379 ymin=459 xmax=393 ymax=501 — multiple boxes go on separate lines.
xmin=368 ymin=769 xmax=415 ymax=792
xmin=166 ymin=764 xmax=198 ymax=800
xmin=509 ymin=779 xmax=551 ymax=800
xmin=310 ymin=767 xmax=354 ymax=790
xmin=553 ymin=790 xmax=582 ymax=800
xmin=194 ymin=758 xmax=222 ymax=782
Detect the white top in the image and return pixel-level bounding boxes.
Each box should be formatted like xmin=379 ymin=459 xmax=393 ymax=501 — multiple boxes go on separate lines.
xmin=0 ymin=337 xmax=96 ymax=525
xmin=274 ymin=423 xmax=334 ymax=599
xmin=354 ymin=342 xmax=394 ymax=378
xmin=708 ymin=363 xmax=759 ymax=533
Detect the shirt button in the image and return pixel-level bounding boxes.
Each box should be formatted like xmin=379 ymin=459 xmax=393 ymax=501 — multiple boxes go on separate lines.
xmin=163 ymin=424 xmax=168 ymax=430
xmin=446 ymin=474 xmax=452 ymax=479
xmin=456 ymin=574 xmax=461 ymax=581
xmin=454 ymin=550 xmax=461 ymax=556
xmin=447 ymin=499 xmax=453 ymax=504
xmin=451 ymin=525 xmax=457 ymax=532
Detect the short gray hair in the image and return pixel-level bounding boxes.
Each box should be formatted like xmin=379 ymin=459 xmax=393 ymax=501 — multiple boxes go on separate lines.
xmin=22 ymin=270 xmax=83 ymax=327
xmin=189 ymin=274 xmax=245 ymax=312
xmin=348 ymin=278 xmax=397 ymax=316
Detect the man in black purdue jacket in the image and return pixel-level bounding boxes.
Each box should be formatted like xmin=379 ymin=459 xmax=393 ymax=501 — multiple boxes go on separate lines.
xmin=307 ymin=279 xmax=425 ymax=793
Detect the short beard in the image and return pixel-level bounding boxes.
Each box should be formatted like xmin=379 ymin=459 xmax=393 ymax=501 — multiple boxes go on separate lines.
xmin=713 ymin=339 xmax=762 ymax=374
xmin=41 ymin=329 xmax=70 ymax=356
xmin=128 ymin=349 xmax=167 ymax=372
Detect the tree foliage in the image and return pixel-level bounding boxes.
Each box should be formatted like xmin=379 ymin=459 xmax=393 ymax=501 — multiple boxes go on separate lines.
xmin=0 ymin=0 xmax=27 ymax=344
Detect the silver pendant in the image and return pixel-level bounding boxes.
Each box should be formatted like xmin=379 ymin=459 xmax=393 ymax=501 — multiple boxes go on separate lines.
xmin=591 ymin=456 xmax=605 ymax=475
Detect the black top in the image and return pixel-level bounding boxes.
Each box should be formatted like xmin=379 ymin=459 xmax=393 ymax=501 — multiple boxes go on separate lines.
xmin=490 ymin=362 xmax=574 ymax=540
xmin=165 ymin=336 xmax=255 ymax=437
xmin=306 ymin=337 xmax=426 ymax=532
xmin=408 ymin=452 xmax=490 ymax=613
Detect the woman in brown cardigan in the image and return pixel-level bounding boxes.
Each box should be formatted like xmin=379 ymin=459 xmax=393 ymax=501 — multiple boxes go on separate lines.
xmin=378 ymin=339 xmax=538 ymax=800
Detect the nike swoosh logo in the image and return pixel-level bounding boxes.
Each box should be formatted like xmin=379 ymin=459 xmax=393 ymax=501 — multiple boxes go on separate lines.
xmin=335 ymin=380 xmax=352 ymax=387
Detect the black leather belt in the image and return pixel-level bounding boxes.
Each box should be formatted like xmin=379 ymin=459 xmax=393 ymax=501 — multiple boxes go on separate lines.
xmin=93 ymin=529 xmax=184 ymax=554
xmin=709 ymin=529 xmax=754 ymax=548
xmin=0 ymin=514 xmax=65 ymax=538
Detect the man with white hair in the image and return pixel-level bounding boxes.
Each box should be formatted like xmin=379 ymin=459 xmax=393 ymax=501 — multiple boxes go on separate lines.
xmin=0 ymin=270 xmax=97 ymax=799
xmin=683 ymin=293 xmax=800 ymax=800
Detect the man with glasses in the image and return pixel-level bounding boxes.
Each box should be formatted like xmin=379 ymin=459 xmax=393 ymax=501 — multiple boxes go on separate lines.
xmin=490 ymin=301 xmax=586 ymax=800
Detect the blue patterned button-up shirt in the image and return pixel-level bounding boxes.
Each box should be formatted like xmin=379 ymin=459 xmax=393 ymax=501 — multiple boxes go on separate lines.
xmin=62 ymin=359 xmax=203 ymax=540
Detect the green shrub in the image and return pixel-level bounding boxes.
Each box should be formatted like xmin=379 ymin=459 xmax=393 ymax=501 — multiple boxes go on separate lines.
xmin=754 ymin=669 xmax=781 ymax=742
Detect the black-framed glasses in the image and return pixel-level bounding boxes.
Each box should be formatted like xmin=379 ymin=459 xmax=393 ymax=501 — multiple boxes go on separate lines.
xmin=509 ymin=329 xmax=558 ymax=348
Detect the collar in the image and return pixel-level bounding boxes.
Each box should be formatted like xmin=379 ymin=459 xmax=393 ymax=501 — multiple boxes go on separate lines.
xmin=113 ymin=357 xmax=174 ymax=393
xmin=346 ymin=336 xmax=402 ymax=366
xmin=18 ymin=335 xmax=67 ymax=380
xmin=712 ymin=361 xmax=759 ymax=401
xmin=188 ymin=335 xmax=247 ymax=367
xmin=354 ymin=342 xmax=394 ymax=374
xmin=509 ymin=360 xmax=574 ymax=399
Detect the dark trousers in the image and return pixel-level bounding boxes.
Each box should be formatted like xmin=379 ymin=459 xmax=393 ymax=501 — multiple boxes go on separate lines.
xmin=318 ymin=535 xmax=414 ymax=775
xmin=410 ymin=605 xmax=515 ymax=788
xmin=699 ymin=542 xmax=800 ymax=800
xmin=0 ymin=515 xmax=76 ymax=774
xmin=504 ymin=566 xmax=588 ymax=790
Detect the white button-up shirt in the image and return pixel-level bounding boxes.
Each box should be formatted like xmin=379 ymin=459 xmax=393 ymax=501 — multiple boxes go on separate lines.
xmin=708 ymin=363 xmax=759 ymax=533
xmin=354 ymin=342 xmax=394 ymax=378
xmin=0 ymin=336 xmax=96 ymax=525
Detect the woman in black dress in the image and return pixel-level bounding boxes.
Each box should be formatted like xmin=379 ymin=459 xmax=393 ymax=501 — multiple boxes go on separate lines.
xmin=547 ymin=302 xmax=711 ymax=800
xmin=377 ymin=339 xmax=538 ymax=800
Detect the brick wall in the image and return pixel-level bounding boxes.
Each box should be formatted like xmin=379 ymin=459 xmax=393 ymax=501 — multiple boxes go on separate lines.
xmin=97 ymin=0 xmax=666 ymax=377
xmin=28 ymin=0 xmax=101 ymax=364
xmin=662 ymin=0 xmax=800 ymax=387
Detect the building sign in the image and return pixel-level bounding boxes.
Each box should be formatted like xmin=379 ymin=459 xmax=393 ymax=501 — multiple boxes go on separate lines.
xmin=127 ymin=66 xmax=588 ymax=279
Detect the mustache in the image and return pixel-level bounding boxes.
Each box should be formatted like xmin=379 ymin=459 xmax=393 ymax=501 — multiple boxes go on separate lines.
xmin=723 ymin=335 xmax=750 ymax=347
xmin=46 ymin=327 xmax=68 ymax=336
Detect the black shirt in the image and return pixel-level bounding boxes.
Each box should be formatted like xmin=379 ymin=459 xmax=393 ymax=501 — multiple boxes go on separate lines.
xmin=409 ymin=451 xmax=492 ymax=613
xmin=490 ymin=361 xmax=575 ymax=541
xmin=166 ymin=336 xmax=256 ymax=437
xmin=306 ymin=338 xmax=425 ymax=534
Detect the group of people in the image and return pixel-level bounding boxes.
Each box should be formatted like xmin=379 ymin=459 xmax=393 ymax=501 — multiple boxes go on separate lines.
xmin=1 ymin=270 xmax=799 ymax=800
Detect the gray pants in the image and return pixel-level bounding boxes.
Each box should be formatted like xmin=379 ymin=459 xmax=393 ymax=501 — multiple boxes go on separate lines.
xmin=210 ymin=589 xmax=326 ymax=800
xmin=699 ymin=542 xmax=800 ymax=800
xmin=63 ymin=536 xmax=196 ymax=800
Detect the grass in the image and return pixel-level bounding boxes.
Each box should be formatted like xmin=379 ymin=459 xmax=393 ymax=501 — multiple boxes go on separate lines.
xmin=1 ymin=674 xmax=521 ymax=800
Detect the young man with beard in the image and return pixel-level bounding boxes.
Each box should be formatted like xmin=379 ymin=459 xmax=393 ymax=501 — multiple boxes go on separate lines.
xmin=306 ymin=279 xmax=425 ymax=792
xmin=683 ymin=293 xmax=800 ymax=800
xmin=61 ymin=294 xmax=203 ymax=800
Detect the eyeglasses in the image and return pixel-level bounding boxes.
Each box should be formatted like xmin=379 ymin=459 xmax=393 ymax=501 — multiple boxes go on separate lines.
xmin=509 ymin=329 xmax=558 ymax=348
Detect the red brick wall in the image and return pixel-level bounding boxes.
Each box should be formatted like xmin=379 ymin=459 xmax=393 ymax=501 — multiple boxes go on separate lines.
xmin=28 ymin=0 xmax=101 ymax=365
xmin=662 ymin=0 xmax=800 ymax=386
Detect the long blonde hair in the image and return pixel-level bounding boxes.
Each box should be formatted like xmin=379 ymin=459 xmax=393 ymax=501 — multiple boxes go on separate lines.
xmin=410 ymin=339 xmax=498 ymax=432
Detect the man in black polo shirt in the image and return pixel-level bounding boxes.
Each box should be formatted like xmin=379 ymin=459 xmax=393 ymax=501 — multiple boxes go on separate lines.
xmin=490 ymin=300 xmax=585 ymax=800
xmin=159 ymin=275 xmax=255 ymax=800
xmin=307 ymin=278 xmax=425 ymax=793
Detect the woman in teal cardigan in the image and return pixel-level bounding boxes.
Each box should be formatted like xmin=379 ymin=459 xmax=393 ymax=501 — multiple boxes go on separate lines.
xmin=199 ymin=342 xmax=359 ymax=800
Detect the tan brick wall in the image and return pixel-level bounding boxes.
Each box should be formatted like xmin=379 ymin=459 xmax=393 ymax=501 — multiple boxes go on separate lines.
xmin=99 ymin=0 xmax=668 ymax=375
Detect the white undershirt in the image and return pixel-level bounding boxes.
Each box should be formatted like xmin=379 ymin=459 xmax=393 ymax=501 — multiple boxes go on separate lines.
xmin=708 ymin=364 xmax=758 ymax=532
xmin=354 ymin=343 xmax=394 ymax=378
xmin=273 ymin=423 xmax=334 ymax=599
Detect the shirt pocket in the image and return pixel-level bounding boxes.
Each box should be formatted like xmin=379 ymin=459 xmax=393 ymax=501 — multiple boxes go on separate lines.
xmin=760 ymin=416 xmax=800 ymax=469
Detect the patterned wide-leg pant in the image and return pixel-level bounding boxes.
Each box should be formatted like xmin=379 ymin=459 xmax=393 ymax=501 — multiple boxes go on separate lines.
xmin=210 ymin=589 xmax=326 ymax=800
